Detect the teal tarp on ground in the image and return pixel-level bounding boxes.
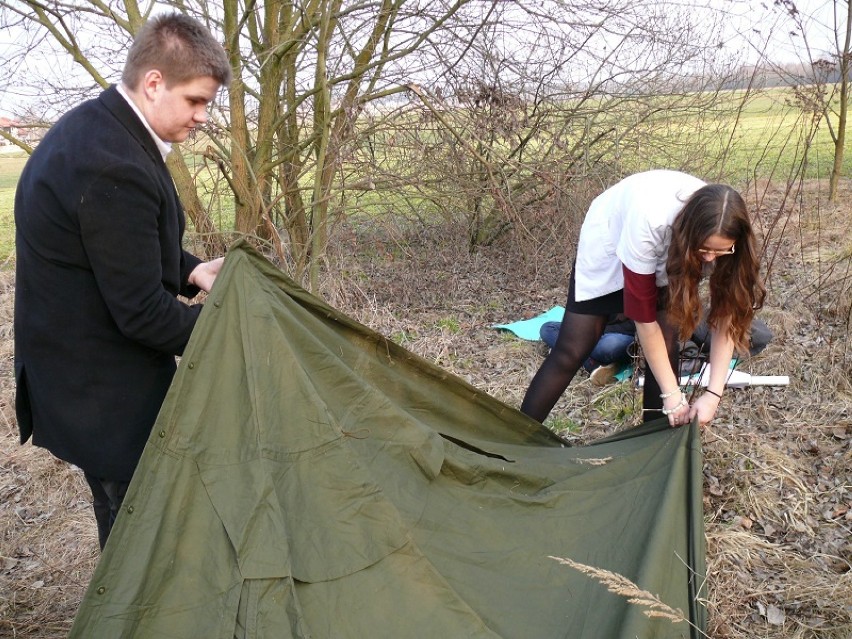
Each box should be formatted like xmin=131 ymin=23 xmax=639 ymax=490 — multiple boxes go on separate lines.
xmin=70 ymin=241 xmax=706 ymax=639
xmin=494 ymin=306 xmax=565 ymax=340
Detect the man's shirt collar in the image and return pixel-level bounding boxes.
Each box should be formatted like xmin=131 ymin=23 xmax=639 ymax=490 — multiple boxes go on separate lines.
xmin=116 ymin=84 xmax=173 ymax=161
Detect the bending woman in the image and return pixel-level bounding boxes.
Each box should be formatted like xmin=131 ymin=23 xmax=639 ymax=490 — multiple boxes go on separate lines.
xmin=520 ymin=170 xmax=765 ymax=427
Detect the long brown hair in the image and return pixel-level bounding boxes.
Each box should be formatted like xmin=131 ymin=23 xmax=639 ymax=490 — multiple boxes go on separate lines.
xmin=666 ymin=184 xmax=766 ymax=353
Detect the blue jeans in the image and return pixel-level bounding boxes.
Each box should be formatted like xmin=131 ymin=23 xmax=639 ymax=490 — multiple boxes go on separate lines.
xmin=540 ymin=321 xmax=634 ymax=372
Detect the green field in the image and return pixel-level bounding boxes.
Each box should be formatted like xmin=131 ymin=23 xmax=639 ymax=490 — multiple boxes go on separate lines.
xmin=714 ymin=88 xmax=852 ymax=180
xmin=0 ymin=154 xmax=27 ymax=263
xmin=1 ymin=85 xmax=849 ymax=264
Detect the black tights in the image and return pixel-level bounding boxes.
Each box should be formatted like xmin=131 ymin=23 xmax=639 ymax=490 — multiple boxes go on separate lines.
xmin=520 ymin=308 xmax=679 ymax=423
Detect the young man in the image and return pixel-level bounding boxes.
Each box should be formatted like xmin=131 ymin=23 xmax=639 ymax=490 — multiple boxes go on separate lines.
xmin=14 ymin=13 xmax=232 ymax=549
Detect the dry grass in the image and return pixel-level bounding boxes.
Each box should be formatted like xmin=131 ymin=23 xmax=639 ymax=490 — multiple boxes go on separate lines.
xmin=549 ymin=555 xmax=690 ymax=625
xmin=0 ymin=179 xmax=850 ymax=637
xmin=0 ymin=272 xmax=98 ymax=638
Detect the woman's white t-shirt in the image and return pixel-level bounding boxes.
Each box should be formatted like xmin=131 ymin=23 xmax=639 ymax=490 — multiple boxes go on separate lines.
xmin=573 ymin=170 xmax=706 ymax=302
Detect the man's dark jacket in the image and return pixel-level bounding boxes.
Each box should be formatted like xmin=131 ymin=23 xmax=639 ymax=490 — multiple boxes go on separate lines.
xmin=14 ymin=86 xmax=204 ymax=481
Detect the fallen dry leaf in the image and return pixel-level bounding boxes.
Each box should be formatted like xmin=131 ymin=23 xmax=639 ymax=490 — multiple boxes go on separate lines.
xmin=766 ymin=604 xmax=786 ymax=626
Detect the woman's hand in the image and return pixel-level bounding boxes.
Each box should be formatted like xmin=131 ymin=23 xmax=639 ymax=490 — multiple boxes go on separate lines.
xmin=689 ymin=392 xmax=721 ymax=427
xmin=688 ymin=321 xmax=733 ymax=428
xmin=634 ymin=321 xmax=689 ymax=427
xmin=663 ymin=391 xmax=689 ymax=427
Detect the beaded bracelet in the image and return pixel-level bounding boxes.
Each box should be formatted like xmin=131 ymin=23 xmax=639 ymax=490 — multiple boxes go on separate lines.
xmin=704 ymin=388 xmax=723 ymax=399
xmin=660 ymin=394 xmax=687 ymax=415
xmin=659 ymin=388 xmax=681 ymax=399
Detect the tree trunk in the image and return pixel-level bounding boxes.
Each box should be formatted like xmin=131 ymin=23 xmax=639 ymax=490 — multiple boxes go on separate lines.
xmin=168 ymin=153 xmax=227 ymax=258
xmin=828 ymin=1 xmax=852 ymax=202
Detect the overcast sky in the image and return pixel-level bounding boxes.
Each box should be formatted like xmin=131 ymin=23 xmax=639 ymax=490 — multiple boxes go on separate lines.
xmin=0 ymin=0 xmax=844 ymax=119
xmin=731 ymin=0 xmax=842 ymax=63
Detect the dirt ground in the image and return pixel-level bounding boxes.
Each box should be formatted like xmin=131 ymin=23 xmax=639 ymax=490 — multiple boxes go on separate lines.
xmin=0 ymin=179 xmax=850 ymax=637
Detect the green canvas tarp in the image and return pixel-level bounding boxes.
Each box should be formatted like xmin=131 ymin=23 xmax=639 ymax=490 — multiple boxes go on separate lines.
xmin=69 ymin=240 xmax=707 ymax=639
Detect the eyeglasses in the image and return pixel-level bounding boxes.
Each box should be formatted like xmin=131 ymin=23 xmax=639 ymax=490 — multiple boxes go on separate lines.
xmin=697 ymin=243 xmax=735 ymax=256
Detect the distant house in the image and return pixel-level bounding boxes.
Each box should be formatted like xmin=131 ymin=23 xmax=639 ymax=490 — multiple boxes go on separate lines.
xmin=0 ymin=116 xmax=44 ymax=146
xmin=0 ymin=117 xmax=22 ymax=144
